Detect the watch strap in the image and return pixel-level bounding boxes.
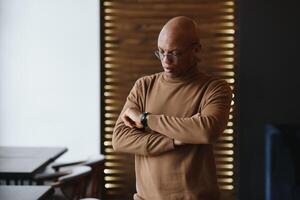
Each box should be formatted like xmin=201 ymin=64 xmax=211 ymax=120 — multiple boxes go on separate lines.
xmin=141 ymin=112 xmax=149 ymax=128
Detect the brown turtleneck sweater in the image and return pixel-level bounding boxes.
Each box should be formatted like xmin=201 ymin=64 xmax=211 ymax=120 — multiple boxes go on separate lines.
xmin=112 ymin=70 xmax=232 ymax=200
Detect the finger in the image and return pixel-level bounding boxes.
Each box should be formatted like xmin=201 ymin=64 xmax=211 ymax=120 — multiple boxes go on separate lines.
xmin=124 ymin=120 xmax=132 ymax=128
xmin=124 ymin=120 xmax=133 ymax=128
xmin=121 ymin=115 xmax=129 ymax=126
xmin=125 ymin=122 xmax=133 ymax=128
xmin=122 ymin=115 xmax=132 ymax=127
xmin=127 ymin=117 xmax=137 ymax=128
xmin=135 ymin=122 xmax=144 ymax=129
xmin=123 ymin=116 xmax=136 ymax=128
xmin=174 ymin=139 xmax=185 ymax=146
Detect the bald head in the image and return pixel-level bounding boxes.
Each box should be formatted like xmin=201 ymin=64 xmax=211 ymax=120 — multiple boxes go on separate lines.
xmin=156 ymin=16 xmax=201 ymax=78
xmin=158 ymin=16 xmax=200 ymax=47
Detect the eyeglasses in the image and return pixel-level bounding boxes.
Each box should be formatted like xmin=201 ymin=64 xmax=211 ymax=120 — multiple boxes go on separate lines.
xmin=154 ymin=43 xmax=198 ymax=62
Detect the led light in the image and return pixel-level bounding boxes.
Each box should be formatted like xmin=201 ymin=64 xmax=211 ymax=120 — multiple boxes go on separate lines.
xmin=217 ymin=171 xmax=234 ymax=176
xmin=220 ymin=185 xmax=234 ymax=190
xmin=224 ymin=1 xmax=234 ymax=6
xmin=104 ymin=134 xmax=112 ymax=139
xmin=218 ymin=178 xmax=233 ymax=183
xmin=104 ymin=141 xmax=112 ymax=146
xmin=227 ymin=122 xmax=233 ymax=126
xmin=105 ymin=78 xmax=117 ymax=83
xmin=223 ymin=71 xmax=235 ymax=76
xmin=104 ymin=85 xmax=116 ymax=90
xmin=221 ymin=15 xmax=235 ymax=20
xmin=217 ymin=36 xmax=234 ymax=41
xmin=217 ymin=164 xmax=234 ymax=169
xmin=105 ymin=162 xmax=122 ymax=167
xmin=104 ymin=22 xmax=114 ymax=27
xmin=103 ymin=2 xmax=113 ymax=6
xmin=105 ymin=148 xmax=114 ymax=153
xmin=105 ymin=64 xmax=119 ymax=69
xmin=221 ymin=50 xmax=234 ymax=55
xmin=223 ymin=8 xmax=234 ymax=13
xmin=104 ymin=43 xmax=115 ymax=48
xmin=216 ymin=157 xmax=234 ymax=162
xmin=226 ymin=78 xmax=235 ymax=83
xmin=105 ymin=49 xmax=114 ymax=54
xmin=104 ymin=9 xmax=114 ymax=13
xmin=105 ymin=155 xmax=124 ymax=160
xmin=215 ymin=143 xmax=233 ymax=148
xmin=221 ymin=64 xmax=234 ymax=69
xmin=104 ymin=29 xmax=114 ymax=34
xmin=231 ymin=100 xmax=234 ymax=106
xmin=105 ymin=113 xmax=118 ymax=118
xmin=219 ymin=136 xmax=233 ymax=141
xmin=221 ymin=57 xmax=234 ymax=62
xmin=224 ymin=129 xmax=234 ymax=134
xmin=105 ymin=183 xmax=123 ymax=188
xmin=214 ymin=150 xmax=234 ymax=155
xmin=220 ymin=29 xmax=235 ymax=34
xmin=104 ymin=57 xmax=114 ymax=62
xmin=105 ymin=127 xmax=113 ymax=132
xmin=105 ymin=176 xmax=122 ymax=181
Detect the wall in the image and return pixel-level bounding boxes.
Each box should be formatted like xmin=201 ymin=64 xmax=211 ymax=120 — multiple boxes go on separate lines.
xmin=238 ymin=0 xmax=300 ymax=199
xmin=0 ymin=0 xmax=100 ymax=162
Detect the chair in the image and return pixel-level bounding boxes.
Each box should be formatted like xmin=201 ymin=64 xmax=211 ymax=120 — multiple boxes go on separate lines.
xmin=35 ymin=166 xmax=92 ymax=200
xmin=265 ymin=124 xmax=300 ymax=200
xmin=51 ymin=154 xmax=105 ymax=198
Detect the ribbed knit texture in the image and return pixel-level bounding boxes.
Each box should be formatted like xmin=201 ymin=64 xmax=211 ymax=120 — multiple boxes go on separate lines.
xmin=113 ymin=70 xmax=232 ymax=200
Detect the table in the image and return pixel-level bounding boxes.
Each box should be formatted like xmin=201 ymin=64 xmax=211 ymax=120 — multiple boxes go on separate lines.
xmin=0 ymin=146 xmax=67 ymax=161
xmin=0 ymin=146 xmax=67 ymax=184
xmin=0 ymin=185 xmax=54 ymax=200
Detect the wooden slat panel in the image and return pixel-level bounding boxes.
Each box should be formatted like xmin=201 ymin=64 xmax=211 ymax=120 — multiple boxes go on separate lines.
xmin=101 ymin=0 xmax=237 ymax=199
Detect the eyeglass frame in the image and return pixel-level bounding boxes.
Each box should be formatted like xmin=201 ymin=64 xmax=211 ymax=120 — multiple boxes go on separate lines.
xmin=154 ymin=42 xmax=199 ymax=62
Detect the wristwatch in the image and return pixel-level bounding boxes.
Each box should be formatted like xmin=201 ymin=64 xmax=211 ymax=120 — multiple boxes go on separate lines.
xmin=140 ymin=112 xmax=149 ymax=128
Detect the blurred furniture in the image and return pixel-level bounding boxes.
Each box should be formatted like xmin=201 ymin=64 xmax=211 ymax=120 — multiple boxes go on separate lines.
xmin=0 ymin=185 xmax=54 ymax=200
xmin=0 ymin=146 xmax=67 ymax=185
xmin=35 ymin=166 xmax=92 ymax=200
xmin=265 ymin=124 xmax=300 ymax=200
xmin=52 ymin=154 xmax=105 ymax=198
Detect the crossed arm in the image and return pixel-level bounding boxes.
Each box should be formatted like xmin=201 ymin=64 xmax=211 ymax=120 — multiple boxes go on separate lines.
xmin=112 ymin=106 xmax=178 ymax=156
xmin=112 ymin=81 xmax=177 ymax=156
xmin=112 ymin=79 xmax=232 ymax=156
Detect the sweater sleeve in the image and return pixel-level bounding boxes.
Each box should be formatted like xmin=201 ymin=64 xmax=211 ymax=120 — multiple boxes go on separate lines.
xmin=147 ymin=79 xmax=232 ymax=144
xmin=112 ymin=79 xmax=175 ymax=156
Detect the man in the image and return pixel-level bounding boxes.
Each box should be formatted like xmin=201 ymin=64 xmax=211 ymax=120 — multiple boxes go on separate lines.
xmin=112 ymin=16 xmax=232 ymax=200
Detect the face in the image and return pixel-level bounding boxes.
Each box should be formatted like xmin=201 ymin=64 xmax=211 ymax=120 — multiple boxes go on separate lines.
xmin=157 ymin=36 xmax=198 ymax=78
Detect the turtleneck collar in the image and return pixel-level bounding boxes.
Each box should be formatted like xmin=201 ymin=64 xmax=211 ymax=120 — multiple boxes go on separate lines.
xmin=161 ymin=66 xmax=201 ymax=84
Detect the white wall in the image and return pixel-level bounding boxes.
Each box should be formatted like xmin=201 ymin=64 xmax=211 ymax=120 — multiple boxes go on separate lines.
xmin=0 ymin=0 xmax=100 ymax=162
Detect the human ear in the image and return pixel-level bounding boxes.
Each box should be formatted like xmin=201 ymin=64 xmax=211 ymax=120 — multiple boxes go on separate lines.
xmin=193 ymin=44 xmax=201 ymax=63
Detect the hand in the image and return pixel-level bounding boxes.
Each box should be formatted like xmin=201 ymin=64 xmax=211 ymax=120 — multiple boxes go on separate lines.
xmin=174 ymin=139 xmax=185 ymax=146
xmin=121 ymin=107 xmax=144 ymax=129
